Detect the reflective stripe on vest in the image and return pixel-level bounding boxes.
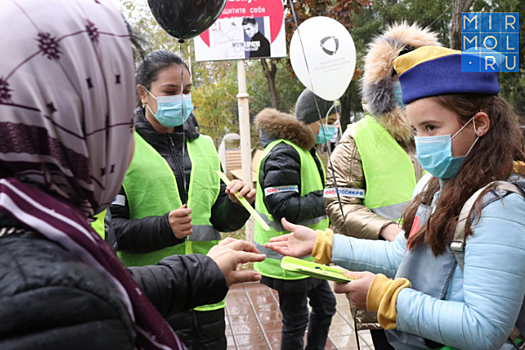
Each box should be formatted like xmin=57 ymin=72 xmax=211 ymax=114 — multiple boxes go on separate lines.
xmin=371 ymin=201 xmax=411 ymax=220
xmin=254 ymin=139 xmax=328 ymax=280
xmin=256 ymin=210 xmax=327 ymax=232
xmin=353 ymin=116 xmax=416 ymax=220
xmin=119 ymin=132 xmax=222 ymax=311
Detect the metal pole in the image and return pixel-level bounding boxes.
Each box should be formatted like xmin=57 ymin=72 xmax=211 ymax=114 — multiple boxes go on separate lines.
xmin=236 ymin=60 xmax=255 ymax=244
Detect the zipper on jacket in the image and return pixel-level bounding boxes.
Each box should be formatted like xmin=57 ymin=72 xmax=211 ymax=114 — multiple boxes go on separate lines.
xmin=169 ymin=135 xmax=188 ymax=204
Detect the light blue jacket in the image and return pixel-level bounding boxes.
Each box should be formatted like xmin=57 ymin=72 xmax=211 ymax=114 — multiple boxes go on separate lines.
xmin=332 ymin=191 xmax=525 ymax=350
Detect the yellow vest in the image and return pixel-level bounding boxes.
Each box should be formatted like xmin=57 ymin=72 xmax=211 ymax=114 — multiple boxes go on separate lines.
xmin=254 ymin=139 xmax=328 ymax=280
xmin=353 ymin=116 xmax=416 ymax=220
xmin=91 ymin=210 xmax=106 ymax=239
xmin=119 ymin=131 xmax=223 ymax=311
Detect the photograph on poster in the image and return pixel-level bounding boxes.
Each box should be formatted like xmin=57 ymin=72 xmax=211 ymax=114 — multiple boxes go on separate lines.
xmin=194 ymin=0 xmax=286 ymax=62
xmin=242 ymin=17 xmax=271 ymax=58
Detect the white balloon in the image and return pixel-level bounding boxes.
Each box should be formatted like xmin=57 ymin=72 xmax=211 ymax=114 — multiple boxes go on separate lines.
xmin=290 ymin=16 xmax=356 ymax=101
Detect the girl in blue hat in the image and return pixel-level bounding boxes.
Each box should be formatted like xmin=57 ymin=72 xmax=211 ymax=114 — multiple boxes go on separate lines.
xmin=264 ymin=46 xmax=525 ymax=350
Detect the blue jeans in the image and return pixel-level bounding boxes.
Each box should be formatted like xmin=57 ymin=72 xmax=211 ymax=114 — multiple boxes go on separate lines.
xmin=262 ymin=276 xmax=337 ymax=350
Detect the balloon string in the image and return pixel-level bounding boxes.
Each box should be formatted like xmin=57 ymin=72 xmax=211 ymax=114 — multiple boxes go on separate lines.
xmin=179 ymin=41 xmax=187 ymax=200
xmin=287 ymin=0 xmax=346 ymax=224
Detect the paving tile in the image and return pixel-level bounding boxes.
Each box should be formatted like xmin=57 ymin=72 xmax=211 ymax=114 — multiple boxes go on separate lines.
xmin=237 ymin=344 xmax=271 ymax=350
xmin=264 ymin=331 xmax=281 ymax=344
xmin=257 ymin=311 xmax=282 ymax=323
xmin=226 ymin=335 xmax=235 ymax=346
xmin=229 ymin=313 xmax=259 ymax=323
xmin=235 ymin=333 xmax=268 ymax=347
xmin=330 ymin=313 xmax=348 ymax=325
xmin=260 ymin=319 xmax=283 ymax=332
xmin=224 ymin=282 xmax=372 ymax=350
xmin=328 ymin=322 xmax=354 ymax=337
xmin=269 ymin=343 xmax=281 ymax=350
xmin=324 ymin=339 xmax=339 ymax=350
xmin=228 ymin=303 xmax=256 ymax=315
xmin=253 ymin=302 xmax=280 ymax=313
xmin=232 ymin=321 xmax=262 ymax=335
xmin=330 ymin=334 xmax=359 ymax=348
xmin=250 ymin=294 xmax=277 ymax=304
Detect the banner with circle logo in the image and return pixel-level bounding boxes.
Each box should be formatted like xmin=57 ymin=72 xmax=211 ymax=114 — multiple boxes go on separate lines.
xmin=290 ymin=16 xmax=356 ymax=101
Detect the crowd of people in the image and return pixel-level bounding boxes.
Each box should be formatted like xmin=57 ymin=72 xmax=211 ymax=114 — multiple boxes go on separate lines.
xmin=1 ymin=0 xmax=524 ymax=350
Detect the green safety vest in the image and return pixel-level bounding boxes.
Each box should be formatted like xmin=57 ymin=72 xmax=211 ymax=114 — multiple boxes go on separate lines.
xmin=254 ymin=139 xmax=328 ymax=280
xmin=91 ymin=209 xmax=106 ymax=239
xmin=119 ymin=131 xmax=223 ymax=311
xmin=353 ymin=116 xmax=416 ymax=221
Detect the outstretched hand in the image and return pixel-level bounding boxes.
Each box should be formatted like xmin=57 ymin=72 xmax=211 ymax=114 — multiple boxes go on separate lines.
xmin=207 ymin=238 xmax=265 ymax=286
xmin=263 ymin=218 xmax=318 ymax=258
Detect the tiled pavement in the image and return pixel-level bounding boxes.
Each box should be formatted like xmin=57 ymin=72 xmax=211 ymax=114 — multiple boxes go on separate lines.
xmin=224 ymin=282 xmax=375 ymax=350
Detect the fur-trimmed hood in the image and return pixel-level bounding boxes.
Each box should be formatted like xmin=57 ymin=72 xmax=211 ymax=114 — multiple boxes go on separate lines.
xmin=361 ymin=22 xmax=440 ymax=142
xmin=255 ymin=108 xmax=316 ymax=150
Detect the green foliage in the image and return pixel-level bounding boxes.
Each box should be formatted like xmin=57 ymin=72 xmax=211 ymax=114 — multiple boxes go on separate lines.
xmin=361 ymin=0 xmax=524 ymax=119
xmin=119 ymin=0 xmax=524 ymax=136
xmin=367 ymin=0 xmax=451 ymax=46
xmin=246 ymin=59 xmax=304 ymax=116
xmin=192 ymin=61 xmax=239 ymax=146
xmin=284 ymin=0 xmax=373 ymax=129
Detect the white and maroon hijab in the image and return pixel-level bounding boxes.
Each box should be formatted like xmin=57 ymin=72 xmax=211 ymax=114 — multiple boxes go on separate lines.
xmin=0 ymin=0 xmax=183 ymax=349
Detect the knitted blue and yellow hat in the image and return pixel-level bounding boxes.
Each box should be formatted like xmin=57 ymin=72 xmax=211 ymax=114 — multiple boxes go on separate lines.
xmin=393 ymin=46 xmax=500 ymax=104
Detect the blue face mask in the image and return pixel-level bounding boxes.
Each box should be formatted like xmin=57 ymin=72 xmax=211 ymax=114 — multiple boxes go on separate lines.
xmin=392 ymin=81 xmax=405 ymax=109
xmin=315 ymin=123 xmax=337 ymax=144
xmin=146 ymin=89 xmax=193 ymax=127
xmin=415 ymin=117 xmax=479 ymax=179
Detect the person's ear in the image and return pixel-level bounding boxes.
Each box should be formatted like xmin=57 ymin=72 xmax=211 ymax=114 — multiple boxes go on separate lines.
xmin=473 ymin=111 xmax=490 ymax=137
xmin=137 ymin=85 xmax=148 ymax=107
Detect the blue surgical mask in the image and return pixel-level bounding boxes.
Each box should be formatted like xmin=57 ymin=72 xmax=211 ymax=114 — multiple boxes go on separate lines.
xmin=315 ymin=123 xmax=337 ymax=144
xmin=415 ymin=117 xmax=479 ymax=179
xmin=392 ymin=81 xmax=405 ymax=109
xmin=392 ymin=80 xmax=406 ymax=109
xmin=145 ymin=89 xmax=193 ymax=127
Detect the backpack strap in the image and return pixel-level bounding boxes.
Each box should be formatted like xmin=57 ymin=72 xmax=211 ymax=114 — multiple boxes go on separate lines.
xmin=451 ymin=180 xmax=525 ymax=270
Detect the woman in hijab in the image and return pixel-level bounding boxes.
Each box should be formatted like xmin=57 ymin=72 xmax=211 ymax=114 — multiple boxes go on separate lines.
xmin=0 ymin=1 xmax=264 ymax=349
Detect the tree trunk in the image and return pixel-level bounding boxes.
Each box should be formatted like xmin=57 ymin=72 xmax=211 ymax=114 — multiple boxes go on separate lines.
xmin=450 ymin=0 xmax=475 ymax=50
xmin=260 ymin=58 xmax=280 ymax=110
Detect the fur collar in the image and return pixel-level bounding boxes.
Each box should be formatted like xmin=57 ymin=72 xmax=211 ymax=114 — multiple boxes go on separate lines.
xmin=361 ymin=22 xmax=440 ymax=142
xmin=255 ymin=108 xmax=316 ymax=150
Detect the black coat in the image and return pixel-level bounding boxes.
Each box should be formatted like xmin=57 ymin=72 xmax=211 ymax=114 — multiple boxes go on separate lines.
xmin=109 ymin=108 xmax=250 ymax=253
xmin=0 ymin=212 xmax=228 ymax=350
xmin=254 ymin=109 xmax=326 ymax=223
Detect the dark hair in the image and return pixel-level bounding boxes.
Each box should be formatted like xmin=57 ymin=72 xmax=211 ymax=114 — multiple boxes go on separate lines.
xmin=135 ymin=50 xmax=189 ymax=89
xmin=402 ymin=94 xmax=525 ymax=255
xmin=242 ymin=18 xmax=256 ymax=26
xmin=134 ymin=50 xmax=189 ymax=107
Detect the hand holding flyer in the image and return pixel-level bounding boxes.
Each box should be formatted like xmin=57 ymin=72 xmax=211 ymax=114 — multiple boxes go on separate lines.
xmin=281 ymin=256 xmax=353 ymax=283
xmin=216 ymin=171 xmax=270 ymax=231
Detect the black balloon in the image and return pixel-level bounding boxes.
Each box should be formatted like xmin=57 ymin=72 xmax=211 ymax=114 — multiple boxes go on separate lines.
xmin=148 ymin=0 xmax=227 ymax=41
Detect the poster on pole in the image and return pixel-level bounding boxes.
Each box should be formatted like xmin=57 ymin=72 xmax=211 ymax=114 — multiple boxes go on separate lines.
xmin=194 ymin=0 xmax=286 ymax=62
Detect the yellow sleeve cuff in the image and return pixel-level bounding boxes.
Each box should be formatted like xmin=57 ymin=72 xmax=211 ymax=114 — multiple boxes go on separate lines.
xmin=366 ymin=274 xmax=412 ymax=329
xmin=513 ymin=160 xmax=525 ymax=175
xmin=312 ymin=228 xmax=333 ymax=264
